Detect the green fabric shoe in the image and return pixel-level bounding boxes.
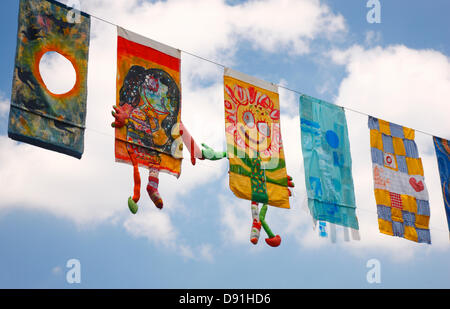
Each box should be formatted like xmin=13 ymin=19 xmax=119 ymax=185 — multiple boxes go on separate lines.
xmin=128 ymin=197 xmax=138 ymax=214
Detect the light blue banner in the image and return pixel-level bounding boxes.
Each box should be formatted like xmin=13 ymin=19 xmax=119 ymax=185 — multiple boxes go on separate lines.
xmin=299 ymin=95 xmax=358 ymax=230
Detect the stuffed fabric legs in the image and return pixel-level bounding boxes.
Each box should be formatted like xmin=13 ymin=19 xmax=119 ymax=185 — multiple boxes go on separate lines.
xmin=126 ymin=150 xmax=163 ymax=214
xmin=250 ymin=202 xmax=282 ymax=247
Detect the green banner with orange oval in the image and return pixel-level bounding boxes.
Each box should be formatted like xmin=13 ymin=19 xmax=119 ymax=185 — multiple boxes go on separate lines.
xmin=8 ymin=0 xmax=90 ymax=159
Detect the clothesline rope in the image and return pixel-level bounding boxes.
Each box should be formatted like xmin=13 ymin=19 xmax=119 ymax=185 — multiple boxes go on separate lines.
xmin=73 ymin=5 xmax=448 ymax=140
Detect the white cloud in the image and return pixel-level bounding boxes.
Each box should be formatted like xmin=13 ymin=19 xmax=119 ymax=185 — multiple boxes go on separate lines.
xmin=179 ymin=245 xmax=195 ymax=260
xmin=123 ymin=208 xmax=178 ymax=248
xmin=81 ymin=0 xmax=346 ymax=59
xmin=0 ymin=94 xmax=9 ymax=117
xmin=51 ymin=266 xmax=63 ymax=275
xmin=219 ymin=195 xmax=251 ymax=246
xmin=364 ymin=30 xmax=382 ymax=46
xmin=39 ymin=51 xmax=77 ymax=95
xmin=199 ymin=243 xmax=214 ymax=263
xmin=329 ymin=44 xmax=450 ymax=139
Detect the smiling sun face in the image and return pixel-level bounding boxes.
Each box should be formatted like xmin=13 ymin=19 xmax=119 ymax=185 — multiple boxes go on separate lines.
xmin=225 ymin=84 xmax=281 ymax=158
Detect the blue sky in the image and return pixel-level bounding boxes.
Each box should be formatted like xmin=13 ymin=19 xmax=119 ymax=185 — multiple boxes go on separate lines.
xmin=0 ymin=0 xmax=449 ymax=289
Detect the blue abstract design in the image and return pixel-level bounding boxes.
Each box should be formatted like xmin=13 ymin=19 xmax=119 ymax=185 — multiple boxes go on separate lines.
xmin=319 ymin=221 xmax=328 ymax=237
xmin=299 ymin=95 xmax=358 ymax=230
xmin=433 ymin=136 xmax=450 ymax=234
xmin=326 ymin=130 xmax=339 ymax=149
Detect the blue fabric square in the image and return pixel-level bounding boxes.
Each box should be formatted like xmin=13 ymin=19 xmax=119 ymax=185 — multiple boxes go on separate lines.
xmin=382 ymin=134 xmax=394 ymax=153
xmin=377 ymin=205 xmax=392 ymax=222
xmin=371 ymin=148 xmax=384 ymax=165
xmin=389 ymin=122 xmax=405 ymax=138
xmin=368 ymin=116 xmax=379 ymax=130
xmin=402 ymin=211 xmax=415 ymax=226
xmin=396 ymin=155 xmax=408 ymax=173
xmin=417 ymin=199 xmax=430 ymax=216
xmin=416 ymin=228 xmax=431 ymax=244
xmin=392 ymin=221 xmax=404 ymax=237
xmin=404 ymin=139 xmax=419 ymax=158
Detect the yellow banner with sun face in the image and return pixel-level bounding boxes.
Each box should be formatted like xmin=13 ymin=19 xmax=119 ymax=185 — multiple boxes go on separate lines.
xmin=224 ymin=68 xmax=290 ymax=209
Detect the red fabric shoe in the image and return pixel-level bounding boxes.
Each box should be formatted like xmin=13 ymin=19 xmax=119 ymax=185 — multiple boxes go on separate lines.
xmin=265 ymin=235 xmax=281 ymax=247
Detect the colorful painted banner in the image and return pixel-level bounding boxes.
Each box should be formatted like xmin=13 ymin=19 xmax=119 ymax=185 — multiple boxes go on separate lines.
xmin=224 ymin=68 xmax=290 ymax=209
xmin=115 ymin=27 xmax=183 ymax=177
xmin=8 ymin=0 xmax=91 ymax=159
xmin=369 ymin=116 xmax=431 ymax=244
xmin=299 ymin=95 xmax=359 ymax=231
xmin=433 ymin=136 xmax=450 ymax=238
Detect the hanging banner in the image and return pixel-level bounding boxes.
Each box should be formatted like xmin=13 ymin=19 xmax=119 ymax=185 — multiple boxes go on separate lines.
xmin=8 ymin=0 xmax=91 ymax=159
xmin=224 ymin=68 xmax=290 ymax=209
xmin=115 ymin=27 xmax=183 ymax=177
xmin=433 ymin=136 xmax=450 ymax=238
xmin=299 ymin=95 xmax=359 ymax=233
xmin=369 ymin=116 xmax=431 ymax=244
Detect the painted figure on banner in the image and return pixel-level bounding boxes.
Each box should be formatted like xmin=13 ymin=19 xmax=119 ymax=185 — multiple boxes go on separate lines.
xmin=202 ymin=68 xmax=295 ymax=247
xmin=112 ymin=27 xmax=206 ymax=214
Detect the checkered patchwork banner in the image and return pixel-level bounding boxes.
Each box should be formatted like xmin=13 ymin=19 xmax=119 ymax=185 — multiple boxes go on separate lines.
xmin=369 ymin=116 xmax=431 ymax=244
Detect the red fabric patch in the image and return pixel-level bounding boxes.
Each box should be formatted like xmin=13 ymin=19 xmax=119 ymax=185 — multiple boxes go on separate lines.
xmin=117 ymin=36 xmax=180 ymax=72
xmin=389 ymin=192 xmax=403 ymax=209
xmin=409 ymin=177 xmax=424 ymax=192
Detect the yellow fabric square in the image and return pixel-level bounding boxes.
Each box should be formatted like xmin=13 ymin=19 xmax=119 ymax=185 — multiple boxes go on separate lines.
xmin=374 ymin=189 xmax=391 ymax=206
xmin=378 ymin=119 xmax=391 ymax=136
xmin=391 ymin=208 xmax=403 ymax=222
xmin=406 ymin=157 xmax=424 ymax=176
xmin=392 ymin=137 xmax=406 ymax=156
xmin=401 ymin=195 xmax=417 ymax=213
xmin=370 ymin=129 xmax=383 ymax=151
xmin=403 ymin=127 xmax=415 ymax=140
xmin=378 ymin=218 xmax=393 ymax=236
xmin=404 ymin=226 xmax=418 ymax=242
xmin=415 ymin=215 xmax=430 ymax=229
